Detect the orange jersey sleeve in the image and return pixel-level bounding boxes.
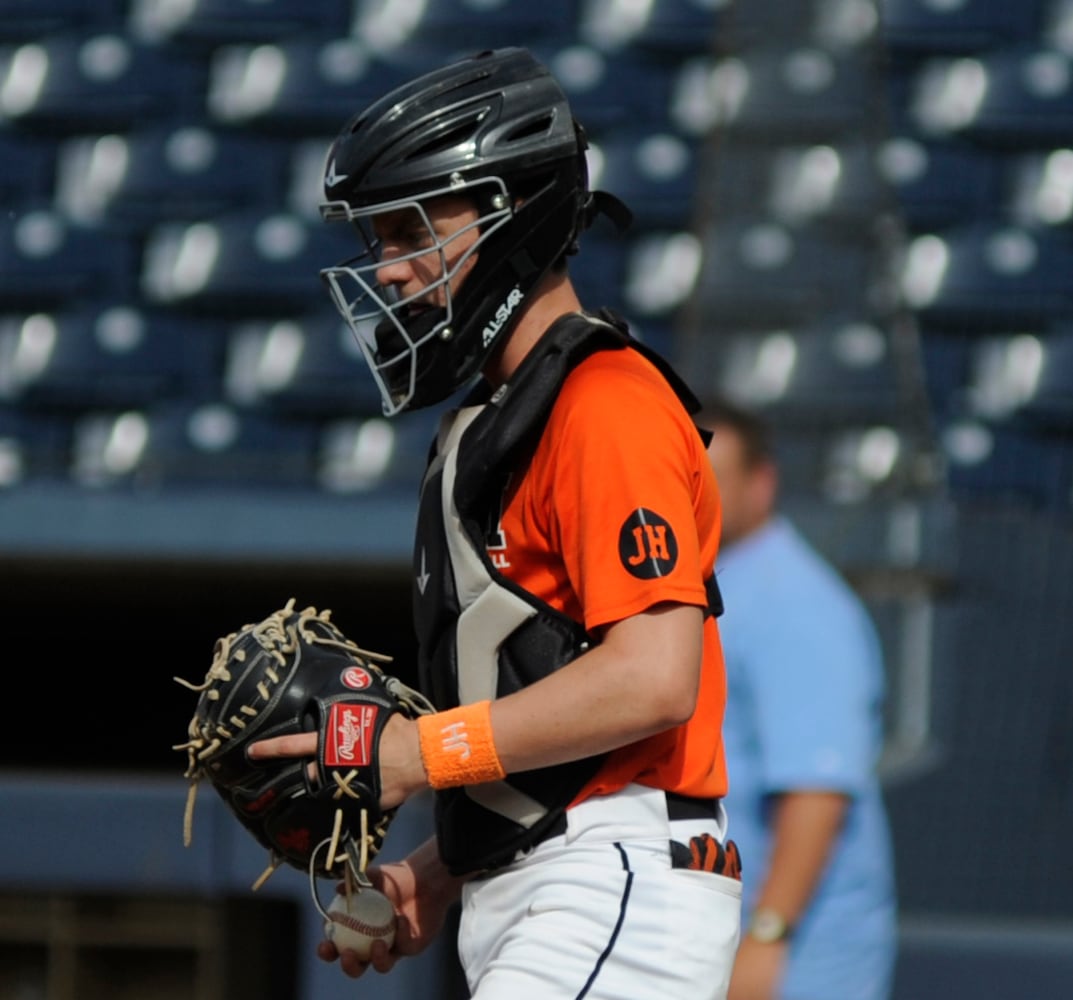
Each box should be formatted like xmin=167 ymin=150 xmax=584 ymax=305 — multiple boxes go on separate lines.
xmin=489 ymin=344 xmax=729 ymax=800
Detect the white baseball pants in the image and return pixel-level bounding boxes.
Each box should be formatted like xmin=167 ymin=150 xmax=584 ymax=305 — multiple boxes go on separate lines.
xmin=457 ymin=784 xmax=742 ymax=1000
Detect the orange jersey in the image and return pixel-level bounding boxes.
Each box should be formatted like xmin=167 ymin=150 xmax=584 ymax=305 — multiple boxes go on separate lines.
xmin=488 ymin=344 xmax=729 ymax=801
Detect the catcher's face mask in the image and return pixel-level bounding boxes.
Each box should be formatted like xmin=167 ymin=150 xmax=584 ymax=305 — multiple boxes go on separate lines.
xmin=320 ymin=177 xmax=513 ymax=416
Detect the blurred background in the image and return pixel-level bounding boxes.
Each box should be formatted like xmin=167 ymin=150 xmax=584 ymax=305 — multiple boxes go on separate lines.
xmin=0 ymin=1 xmax=1071 ymax=998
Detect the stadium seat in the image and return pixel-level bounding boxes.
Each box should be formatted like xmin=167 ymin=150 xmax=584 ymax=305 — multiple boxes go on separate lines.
xmin=898 ymin=222 xmax=1073 ymax=330
xmin=0 ymin=33 xmax=202 ymax=133
xmin=287 ymin=137 xmax=338 ymax=221
xmin=694 ymin=319 xmax=905 ymax=425
xmin=568 ymin=226 xmax=632 ymax=318
xmin=223 ymin=311 xmax=383 ymax=418
xmin=620 ymin=229 xmax=704 ymax=320
xmin=54 ymin=127 xmax=289 ymax=230
xmin=127 ymin=0 xmax=352 ymax=48
xmin=691 ymin=217 xmax=878 ymax=326
xmin=140 ymin=210 xmax=356 ymax=318
xmin=0 ymin=208 xmax=134 ymax=309
xmin=0 ymin=404 xmax=68 ymax=487
xmin=907 ymin=46 xmax=1073 ymax=147
xmin=763 ymin=140 xmax=893 ymax=231
xmin=579 ymin=0 xmax=877 ymax=56
xmin=577 ymin=0 xmax=727 ymax=57
xmin=819 ymin=423 xmax=915 ymax=503
xmin=877 ymin=0 xmax=1043 ymax=55
xmin=1005 ymin=147 xmax=1073 ymax=228
xmin=0 ymin=0 xmax=121 ymax=41
xmin=351 ymin=0 xmax=575 ymax=52
xmin=0 ymin=132 xmax=56 ymax=209
xmin=204 ymin=36 xmax=424 ymax=136
xmin=877 ymin=136 xmax=1004 ymax=232
xmin=669 ymin=44 xmax=879 ymax=143
xmin=964 ymin=328 xmax=1073 ymax=429
xmin=316 ymin=408 xmax=437 ymax=495
xmin=70 ymin=402 xmax=317 ymax=490
xmin=529 ymin=42 xmax=677 ymax=131
xmin=917 ymin=328 xmax=976 ymax=422
xmin=0 ymin=305 xmax=222 ymax=411
xmin=1042 ymin=0 xmax=1073 ymax=53
xmin=587 ymin=128 xmax=701 ymax=228
xmin=939 ymin=416 xmax=1073 ymax=508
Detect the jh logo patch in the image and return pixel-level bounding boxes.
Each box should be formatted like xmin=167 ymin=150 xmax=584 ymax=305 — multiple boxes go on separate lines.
xmin=619 ymin=508 xmax=678 ymax=579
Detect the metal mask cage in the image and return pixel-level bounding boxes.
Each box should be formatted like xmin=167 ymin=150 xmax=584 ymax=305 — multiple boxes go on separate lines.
xmin=319 ymin=176 xmax=514 ymax=415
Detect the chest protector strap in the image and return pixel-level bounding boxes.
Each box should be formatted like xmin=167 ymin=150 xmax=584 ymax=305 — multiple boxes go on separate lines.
xmin=412 ymin=311 xmax=711 ymax=874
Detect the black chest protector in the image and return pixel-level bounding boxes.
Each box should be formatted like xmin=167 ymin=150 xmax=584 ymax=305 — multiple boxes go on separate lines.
xmin=411 ymin=309 xmax=712 ymax=875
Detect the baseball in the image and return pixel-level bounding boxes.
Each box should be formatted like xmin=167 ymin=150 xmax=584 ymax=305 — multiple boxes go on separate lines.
xmin=323 ymin=889 xmax=397 ymax=959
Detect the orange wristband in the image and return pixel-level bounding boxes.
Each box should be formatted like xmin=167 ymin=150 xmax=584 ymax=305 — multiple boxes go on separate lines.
xmin=416 ymin=700 xmax=506 ymax=789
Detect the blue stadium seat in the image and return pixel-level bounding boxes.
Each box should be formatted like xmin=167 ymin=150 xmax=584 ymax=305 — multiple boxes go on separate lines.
xmin=898 ymin=222 xmax=1073 ymax=330
xmin=204 ymin=36 xmax=424 ymax=136
xmin=139 ymin=210 xmax=356 ymax=317
xmin=0 ymin=208 xmax=134 ymax=309
xmin=939 ymin=416 xmax=1073 ymax=508
xmin=580 ymin=0 xmax=869 ymax=55
xmin=223 ymin=311 xmax=382 ymax=418
xmin=568 ymin=226 xmax=631 ymax=318
xmin=0 ymin=33 xmax=201 ymax=133
xmin=316 ymin=408 xmax=437 ymax=494
xmin=746 ymin=421 xmax=914 ymax=503
xmin=0 ymin=132 xmax=56 ymax=208
xmin=697 ymin=319 xmax=904 ymax=425
xmin=287 ymin=137 xmax=338 ymax=221
xmin=127 ymin=0 xmax=352 ymax=48
xmin=964 ymin=329 xmax=1073 ymax=429
xmin=877 ymin=0 xmax=1043 ymax=55
xmin=70 ymin=402 xmax=317 ymax=490
xmin=1005 ymin=147 xmax=1073 ymax=228
xmin=0 ymin=0 xmax=122 ymax=41
xmin=530 ymin=43 xmax=677 ymax=132
xmin=907 ymin=46 xmax=1073 ymax=147
xmin=918 ymin=328 xmax=975 ymax=422
xmin=669 ymin=44 xmax=878 ymax=143
xmin=0 ymin=305 xmax=222 ymax=411
xmin=351 ymin=0 xmax=575 ymax=52
xmin=691 ymin=217 xmax=877 ymax=326
xmin=818 ymin=423 xmax=915 ymax=503
xmin=587 ymin=128 xmax=701 ymax=228
xmin=0 ymin=404 xmax=69 ymax=486
xmin=764 ymin=140 xmax=892 ymax=231
xmin=877 ymin=136 xmax=1003 ymax=232
xmin=54 ymin=127 xmax=289 ymax=230
xmin=577 ymin=0 xmax=726 ymax=57
xmin=620 ymin=229 xmax=704 ymax=320
xmin=1042 ymin=0 xmax=1073 ymax=52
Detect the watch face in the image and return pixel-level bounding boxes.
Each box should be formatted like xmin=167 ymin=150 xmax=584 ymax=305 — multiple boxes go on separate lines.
xmin=749 ymin=908 xmax=790 ymax=943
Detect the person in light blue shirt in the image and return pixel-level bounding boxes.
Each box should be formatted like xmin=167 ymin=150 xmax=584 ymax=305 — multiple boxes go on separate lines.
xmin=702 ymin=399 xmax=897 ymax=1000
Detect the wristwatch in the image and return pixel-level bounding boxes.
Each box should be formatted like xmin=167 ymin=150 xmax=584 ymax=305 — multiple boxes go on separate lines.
xmin=747 ymin=907 xmax=793 ymax=943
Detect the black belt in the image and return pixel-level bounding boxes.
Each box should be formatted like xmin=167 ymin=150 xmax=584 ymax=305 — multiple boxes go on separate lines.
xmin=540 ymin=791 xmax=719 ymax=843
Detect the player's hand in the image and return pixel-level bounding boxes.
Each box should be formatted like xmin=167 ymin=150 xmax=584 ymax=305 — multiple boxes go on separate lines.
xmin=251 ymin=716 xmax=424 ymax=811
xmin=319 ymin=843 xmax=461 ymax=979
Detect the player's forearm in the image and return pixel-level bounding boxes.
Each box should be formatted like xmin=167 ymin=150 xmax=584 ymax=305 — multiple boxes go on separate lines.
xmin=396 ymin=603 xmax=703 ymax=797
xmin=489 ymin=602 xmax=704 ymax=772
xmin=755 ymin=791 xmax=848 ymax=925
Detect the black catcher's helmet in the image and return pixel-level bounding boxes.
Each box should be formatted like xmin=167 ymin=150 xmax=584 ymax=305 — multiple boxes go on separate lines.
xmin=319 ymin=47 xmax=631 ymax=415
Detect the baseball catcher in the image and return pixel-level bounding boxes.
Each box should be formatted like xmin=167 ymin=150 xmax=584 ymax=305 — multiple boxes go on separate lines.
xmin=174 ymin=599 xmax=435 ymax=893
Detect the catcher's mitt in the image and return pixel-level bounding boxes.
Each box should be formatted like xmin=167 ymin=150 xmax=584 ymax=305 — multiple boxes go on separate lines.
xmin=175 ymin=598 xmax=435 ymax=892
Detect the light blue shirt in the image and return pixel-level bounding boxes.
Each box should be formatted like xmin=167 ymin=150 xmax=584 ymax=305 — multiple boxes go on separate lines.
xmin=718 ymin=516 xmax=897 ymax=1000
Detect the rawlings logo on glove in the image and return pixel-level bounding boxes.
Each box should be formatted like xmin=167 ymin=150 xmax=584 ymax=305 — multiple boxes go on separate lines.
xmin=174 ymin=599 xmax=434 ymax=891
